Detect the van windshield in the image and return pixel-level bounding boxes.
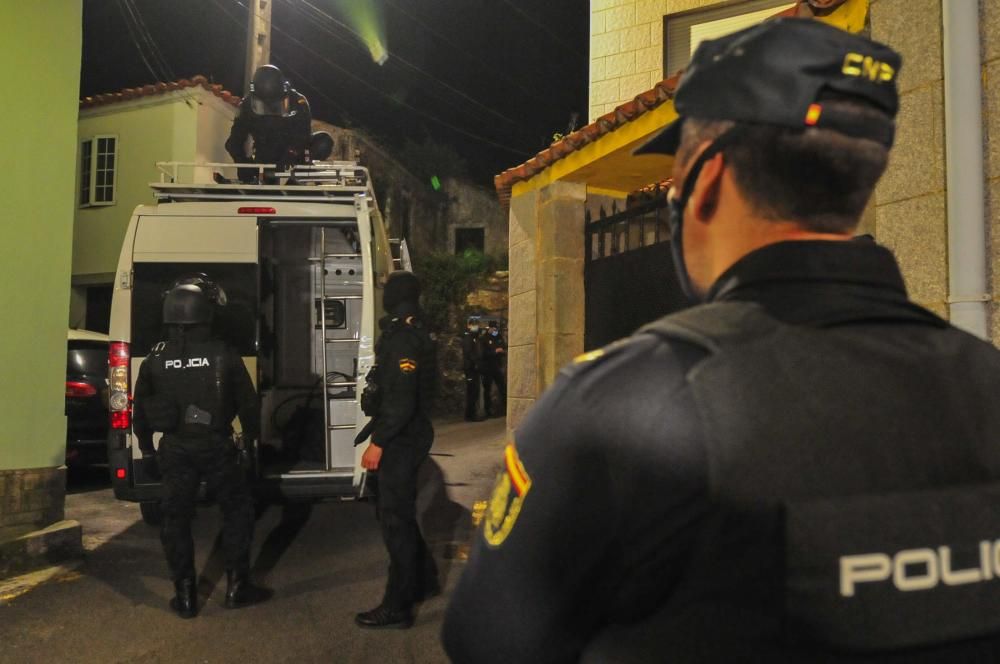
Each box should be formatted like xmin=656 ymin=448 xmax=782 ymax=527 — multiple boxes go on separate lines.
xmin=132 ymin=262 xmax=257 ymax=357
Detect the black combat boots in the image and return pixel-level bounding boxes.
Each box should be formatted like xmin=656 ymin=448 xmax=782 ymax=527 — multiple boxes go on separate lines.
xmin=224 ymin=570 xmax=273 ymax=609
xmin=169 ymin=577 xmax=198 ymax=619
xmin=354 ymin=604 xmax=415 ymax=629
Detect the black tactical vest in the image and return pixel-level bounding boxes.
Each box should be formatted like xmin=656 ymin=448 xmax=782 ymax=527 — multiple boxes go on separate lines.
xmin=148 ymin=338 xmax=233 ymax=438
xmin=586 ymin=301 xmax=1000 ymax=662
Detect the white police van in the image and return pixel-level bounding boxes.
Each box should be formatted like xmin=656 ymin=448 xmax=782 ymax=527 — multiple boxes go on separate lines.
xmin=106 ymin=161 xmax=407 ymax=522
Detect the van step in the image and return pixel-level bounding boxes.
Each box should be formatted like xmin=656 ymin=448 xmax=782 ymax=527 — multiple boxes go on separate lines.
xmin=325 ymin=338 xmax=360 ymax=344
xmin=308 ymin=254 xmax=362 ymax=261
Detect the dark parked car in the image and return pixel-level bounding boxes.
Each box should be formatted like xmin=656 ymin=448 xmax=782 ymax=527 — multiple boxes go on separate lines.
xmin=66 ymin=329 xmax=110 ymax=465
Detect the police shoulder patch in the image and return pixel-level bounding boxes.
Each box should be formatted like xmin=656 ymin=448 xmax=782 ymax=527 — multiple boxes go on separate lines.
xmin=483 ymin=443 xmax=532 ymax=547
xmin=398 ymin=358 xmax=418 ymax=373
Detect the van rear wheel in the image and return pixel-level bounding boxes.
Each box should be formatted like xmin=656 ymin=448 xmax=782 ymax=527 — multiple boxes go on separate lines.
xmin=140 ymin=501 xmax=163 ymax=526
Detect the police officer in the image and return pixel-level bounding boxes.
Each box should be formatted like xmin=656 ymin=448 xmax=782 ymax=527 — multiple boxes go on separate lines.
xmin=479 ymin=320 xmax=506 ymax=418
xmin=356 ymin=271 xmax=439 ymax=629
xmin=225 ymin=64 xmax=311 ymax=182
xmin=133 ymin=283 xmax=271 ymax=619
xmin=443 ymin=19 xmax=1000 ymax=662
xmin=460 ymin=317 xmax=484 ymax=421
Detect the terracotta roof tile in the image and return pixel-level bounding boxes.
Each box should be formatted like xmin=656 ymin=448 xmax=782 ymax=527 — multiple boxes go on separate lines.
xmin=495 ymin=76 xmax=679 ymax=206
xmin=80 ymin=75 xmax=241 ymax=110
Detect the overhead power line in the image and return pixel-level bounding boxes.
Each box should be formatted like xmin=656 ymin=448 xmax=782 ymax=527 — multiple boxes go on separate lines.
xmin=227 ymin=0 xmax=533 ymax=157
xmin=292 ymin=0 xmax=524 ymax=130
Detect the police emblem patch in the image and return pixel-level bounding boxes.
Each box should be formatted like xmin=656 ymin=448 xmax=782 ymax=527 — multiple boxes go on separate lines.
xmin=398 ymin=358 xmax=418 ymax=373
xmin=483 ymin=443 xmax=532 ymax=547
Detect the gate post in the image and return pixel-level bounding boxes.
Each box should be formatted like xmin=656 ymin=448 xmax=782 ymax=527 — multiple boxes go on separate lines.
xmin=535 ymin=181 xmax=587 ymax=394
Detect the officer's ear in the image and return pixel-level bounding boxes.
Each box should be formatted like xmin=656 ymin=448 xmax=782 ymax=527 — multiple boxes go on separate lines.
xmin=691 ymin=152 xmax=725 ymax=223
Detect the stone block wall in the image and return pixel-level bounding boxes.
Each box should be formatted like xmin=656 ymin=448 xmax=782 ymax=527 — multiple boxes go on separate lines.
xmin=590 ymin=0 xmax=728 ymax=121
xmin=871 ymin=0 xmax=1000 ymax=342
xmin=0 ymin=467 xmax=66 ymax=538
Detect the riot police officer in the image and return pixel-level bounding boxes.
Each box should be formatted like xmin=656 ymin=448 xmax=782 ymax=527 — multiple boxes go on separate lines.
xmin=443 ymin=19 xmax=1000 ymax=662
xmin=479 ymin=320 xmax=506 ymax=418
xmin=133 ymin=283 xmax=270 ymax=619
xmin=225 ymin=64 xmax=312 ymax=182
xmin=356 ymin=271 xmax=439 ymax=629
xmin=460 ymin=317 xmax=484 ymax=421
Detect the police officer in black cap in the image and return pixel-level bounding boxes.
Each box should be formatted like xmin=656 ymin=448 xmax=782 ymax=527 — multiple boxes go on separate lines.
xmin=356 ymin=271 xmax=439 ymax=629
xmin=225 ymin=64 xmax=312 ymax=182
xmin=479 ymin=320 xmax=506 ymax=418
xmin=133 ymin=282 xmax=271 ymax=619
xmin=460 ymin=317 xmax=484 ymax=421
xmin=443 ymin=18 xmax=1000 ymax=662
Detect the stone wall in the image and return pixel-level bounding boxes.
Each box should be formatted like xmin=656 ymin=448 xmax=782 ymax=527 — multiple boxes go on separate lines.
xmin=870 ymin=0 xmax=999 ymax=343
xmin=0 ymin=468 xmax=66 ymax=539
xmin=590 ymin=0 xmax=729 ymax=121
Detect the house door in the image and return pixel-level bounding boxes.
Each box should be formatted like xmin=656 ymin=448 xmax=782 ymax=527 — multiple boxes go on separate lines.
xmin=584 ymin=196 xmax=689 ymax=350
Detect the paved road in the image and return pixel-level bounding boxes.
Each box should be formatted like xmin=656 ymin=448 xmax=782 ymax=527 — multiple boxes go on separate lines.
xmin=0 ymin=418 xmax=506 ymax=664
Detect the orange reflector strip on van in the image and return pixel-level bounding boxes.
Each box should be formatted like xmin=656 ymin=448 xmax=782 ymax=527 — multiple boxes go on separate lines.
xmin=238 ymin=207 xmax=277 ymax=215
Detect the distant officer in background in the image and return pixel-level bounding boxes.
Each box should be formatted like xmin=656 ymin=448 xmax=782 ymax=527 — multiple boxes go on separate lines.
xmin=443 ymin=19 xmax=1000 ymax=662
xmin=479 ymin=320 xmax=506 ymax=418
xmin=225 ymin=64 xmax=312 ymax=182
xmin=133 ymin=283 xmax=271 ymax=619
xmin=356 ymin=271 xmax=439 ymax=629
xmin=460 ymin=317 xmax=484 ymax=421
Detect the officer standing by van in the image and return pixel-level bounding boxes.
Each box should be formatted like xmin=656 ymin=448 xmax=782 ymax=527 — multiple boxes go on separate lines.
xmin=356 ymin=271 xmax=439 ymax=629
xmin=133 ymin=283 xmax=271 ymax=619
xmin=225 ymin=64 xmax=312 ymax=182
xmin=443 ymin=19 xmax=1000 ymax=662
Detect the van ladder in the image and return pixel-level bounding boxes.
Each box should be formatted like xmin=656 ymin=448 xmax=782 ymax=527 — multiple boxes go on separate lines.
xmin=318 ymin=228 xmax=361 ymax=471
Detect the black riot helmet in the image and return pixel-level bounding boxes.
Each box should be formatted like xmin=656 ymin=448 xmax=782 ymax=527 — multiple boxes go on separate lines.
xmin=162 ymin=284 xmax=213 ymax=325
xmin=383 ymin=271 xmax=421 ymax=314
xmin=251 ymin=64 xmax=287 ymax=102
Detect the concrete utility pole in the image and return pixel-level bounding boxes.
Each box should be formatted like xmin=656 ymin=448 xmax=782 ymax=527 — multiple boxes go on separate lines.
xmin=244 ymin=0 xmax=272 ymax=94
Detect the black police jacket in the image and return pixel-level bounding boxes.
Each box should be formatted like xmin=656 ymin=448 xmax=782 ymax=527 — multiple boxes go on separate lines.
xmin=479 ymin=332 xmax=506 ymax=370
xmin=371 ymin=311 xmax=435 ymax=448
xmin=442 ymin=240 xmax=1000 ymax=663
xmin=134 ymin=335 xmax=259 ymax=453
xmin=224 ymin=90 xmax=311 ymax=167
xmin=461 ymin=331 xmax=482 ymax=373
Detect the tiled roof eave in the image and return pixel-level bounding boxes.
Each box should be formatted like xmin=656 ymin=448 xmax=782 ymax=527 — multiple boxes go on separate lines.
xmin=494 ymin=75 xmax=679 ymax=205
xmin=79 ymin=75 xmax=241 ymax=110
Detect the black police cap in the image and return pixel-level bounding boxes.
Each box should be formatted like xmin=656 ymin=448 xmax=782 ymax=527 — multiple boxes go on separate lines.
xmin=636 ymin=18 xmax=902 ymax=156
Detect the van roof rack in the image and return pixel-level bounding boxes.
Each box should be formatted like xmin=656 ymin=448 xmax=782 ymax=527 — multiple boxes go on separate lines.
xmin=150 ymin=161 xmax=374 ymax=203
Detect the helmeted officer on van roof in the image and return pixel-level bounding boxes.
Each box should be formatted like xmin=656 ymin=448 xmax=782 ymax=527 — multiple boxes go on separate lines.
xmin=443 ymin=18 xmax=1000 ymax=662
xmin=225 ymin=64 xmax=312 ymax=181
xmin=133 ymin=281 xmax=271 ymax=619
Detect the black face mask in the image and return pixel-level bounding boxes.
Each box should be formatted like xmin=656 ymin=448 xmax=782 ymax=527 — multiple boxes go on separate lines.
xmin=668 ymin=127 xmax=744 ymax=303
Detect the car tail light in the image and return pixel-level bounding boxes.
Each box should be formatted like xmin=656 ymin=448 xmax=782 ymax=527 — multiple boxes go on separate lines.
xmin=109 ymin=342 xmax=131 ymax=430
xmin=66 ymin=381 xmax=97 ymax=398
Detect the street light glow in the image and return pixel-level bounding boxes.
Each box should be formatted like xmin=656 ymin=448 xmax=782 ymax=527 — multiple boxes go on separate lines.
xmin=326 ymin=0 xmax=389 ymax=66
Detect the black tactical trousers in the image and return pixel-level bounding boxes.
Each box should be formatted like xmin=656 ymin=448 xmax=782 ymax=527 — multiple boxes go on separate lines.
xmin=377 ymin=442 xmax=438 ymax=611
xmin=159 ymin=434 xmax=254 ymax=581
xmin=464 ymin=370 xmax=481 ymax=419
xmin=480 ymin=367 xmax=506 ymax=417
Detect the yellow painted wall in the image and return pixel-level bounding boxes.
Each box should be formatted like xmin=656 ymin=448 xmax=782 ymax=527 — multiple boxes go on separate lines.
xmin=0 ymin=2 xmax=82 ymax=470
xmin=74 ymin=95 xmax=201 ymax=280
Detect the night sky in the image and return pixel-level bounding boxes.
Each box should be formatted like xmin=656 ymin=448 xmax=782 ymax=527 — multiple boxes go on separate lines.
xmin=81 ymin=0 xmax=590 ymax=184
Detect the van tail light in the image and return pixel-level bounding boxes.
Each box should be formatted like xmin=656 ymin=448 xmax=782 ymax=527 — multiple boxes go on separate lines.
xmin=115 ymin=467 xmax=126 ymax=480
xmin=66 ymin=381 xmax=97 ymax=398
xmin=109 ymin=341 xmax=131 ymax=430
xmin=238 ymin=207 xmax=276 ymax=215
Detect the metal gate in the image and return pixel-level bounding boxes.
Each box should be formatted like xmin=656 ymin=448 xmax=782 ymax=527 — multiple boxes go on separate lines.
xmin=584 ymin=195 xmax=689 ymax=350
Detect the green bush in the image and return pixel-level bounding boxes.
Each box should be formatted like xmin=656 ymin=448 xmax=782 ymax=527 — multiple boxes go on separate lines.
xmin=415 ymin=250 xmax=499 ymax=331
